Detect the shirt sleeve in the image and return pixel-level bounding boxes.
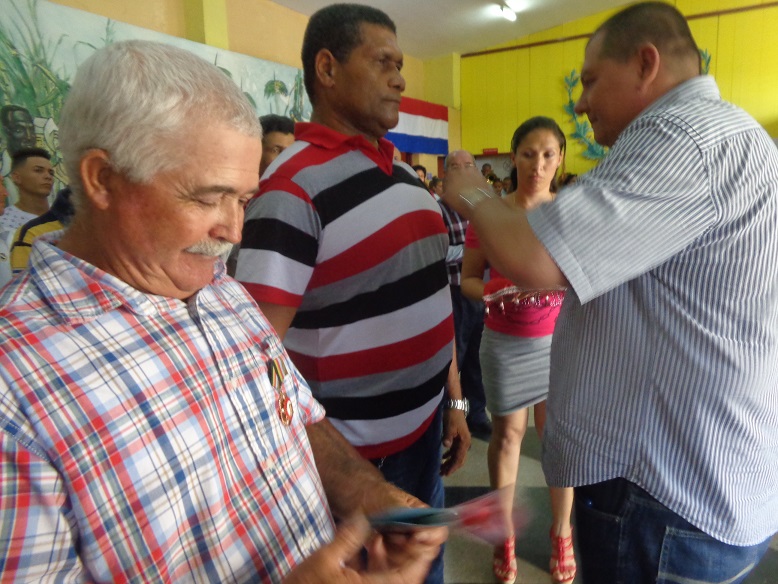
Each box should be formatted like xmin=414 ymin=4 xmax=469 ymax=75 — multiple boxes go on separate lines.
xmin=528 ymin=114 xmax=717 ymax=303
xmin=0 ymin=408 xmax=85 ymax=581
xmin=236 ymin=175 xmax=321 ymax=308
xmin=464 ymin=224 xmax=480 ymax=249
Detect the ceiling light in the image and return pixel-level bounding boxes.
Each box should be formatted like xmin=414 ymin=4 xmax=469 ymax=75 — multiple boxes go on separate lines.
xmin=500 ymin=4 xmax=517 ymax=21
xmin=505 ymin=0 xmax=525 ymax=11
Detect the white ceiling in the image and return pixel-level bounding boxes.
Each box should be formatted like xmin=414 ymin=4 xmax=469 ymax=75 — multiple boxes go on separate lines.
xmin=269 ymin=0 xmax=636 ymax=60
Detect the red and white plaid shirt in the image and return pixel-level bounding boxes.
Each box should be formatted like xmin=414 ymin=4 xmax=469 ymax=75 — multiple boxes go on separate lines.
xmin=0 ymin=240 xmax=334 ymax=582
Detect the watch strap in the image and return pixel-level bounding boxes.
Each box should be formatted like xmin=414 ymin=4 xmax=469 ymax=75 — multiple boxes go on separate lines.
xmin=445 ymin=398 xmax=469 ymax=415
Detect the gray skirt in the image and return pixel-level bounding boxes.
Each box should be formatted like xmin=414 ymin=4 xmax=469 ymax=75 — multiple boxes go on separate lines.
xmin=479 ymin=327 xmax=552 ymax=416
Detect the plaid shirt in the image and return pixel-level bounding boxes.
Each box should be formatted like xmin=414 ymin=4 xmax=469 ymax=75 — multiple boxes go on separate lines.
xmin=438 ymin=200 xmax=469 ymax=286
xmin=0 ymin=240 xmax=334 ymax=582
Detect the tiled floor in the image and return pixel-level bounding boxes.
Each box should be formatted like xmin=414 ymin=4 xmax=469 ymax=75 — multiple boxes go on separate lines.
xmin=442 ymin=416 xmax=778 ymax=584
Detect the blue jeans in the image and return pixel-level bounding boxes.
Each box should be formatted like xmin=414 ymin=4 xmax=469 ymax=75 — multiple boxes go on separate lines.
xmin=370 ymin=405 xmax=445 ymax=584
xmin=450 ymin=286 xmax=487 ymax=423
xmin=574 ymin=478 xmax=771 ymax=584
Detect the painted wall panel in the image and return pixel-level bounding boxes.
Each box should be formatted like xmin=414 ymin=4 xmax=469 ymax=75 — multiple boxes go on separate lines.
xmin=49 ymin=0 xmax=186 ymax=37
xmin=226 ymin=0 xmax=308 ymax=68
xmin=462 ymin=0 xmax=778 ymax=176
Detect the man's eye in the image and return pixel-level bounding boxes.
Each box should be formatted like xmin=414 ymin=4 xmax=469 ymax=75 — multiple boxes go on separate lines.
xmin=195 ymin=197 xmax=219 ymax=207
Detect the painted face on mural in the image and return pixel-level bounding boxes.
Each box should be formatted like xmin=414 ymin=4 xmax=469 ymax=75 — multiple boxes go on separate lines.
xmin=2 ymin=108 xmax=37 ymax=154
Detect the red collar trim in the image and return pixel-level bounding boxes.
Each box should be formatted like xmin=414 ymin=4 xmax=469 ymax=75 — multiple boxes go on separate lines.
xmin=295 ymin=122 xmax=395 ymax=175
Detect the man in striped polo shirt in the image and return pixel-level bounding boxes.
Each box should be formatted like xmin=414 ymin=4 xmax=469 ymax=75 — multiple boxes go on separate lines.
xmin=442 ymin=2 xmax=778 ymax=582
xmin=236 ymin=6 xmax=470 ymax=583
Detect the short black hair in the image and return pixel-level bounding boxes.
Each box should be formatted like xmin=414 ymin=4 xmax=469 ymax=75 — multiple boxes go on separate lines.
xmin=259 ymin=114 xmax=295 ymax=136
xmin=11 ymin=147 xmax=51 ymax=171
xmin=302 ymin=3 xmax=396 ymax=104
xmin=594 ymin=2 xmax=700 ymax=69
xmin=412 ymin=164 xmax=427 ymax=175
xmin=429 ymin=176 xmax=442 ymax=190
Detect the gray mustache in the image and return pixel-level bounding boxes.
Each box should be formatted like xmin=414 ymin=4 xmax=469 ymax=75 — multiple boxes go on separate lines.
xmin=185 ymin=240 xmax=234 ymax=257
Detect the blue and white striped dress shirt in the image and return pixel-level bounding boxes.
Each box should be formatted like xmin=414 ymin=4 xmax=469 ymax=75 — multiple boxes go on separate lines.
xmin=529 ymin=75 xmax=778 ymax=546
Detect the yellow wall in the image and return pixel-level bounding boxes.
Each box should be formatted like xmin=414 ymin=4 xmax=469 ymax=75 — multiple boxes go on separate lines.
xmin=48 ymin=0 xmax=187 ymax=37
xmin=48 ymin=0 xmax=429 ymax=100
xmin=45 ymin=1 xmax=778 ymax=166
xmin=460 ymin=1 xmax=778 ymax=175
xmin=225 ymin=0 xmax=308 ymax=68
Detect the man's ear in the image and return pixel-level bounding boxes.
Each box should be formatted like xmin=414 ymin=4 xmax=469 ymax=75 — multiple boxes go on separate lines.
xmin=79 ymin=149 xmax=114 ymax=211
xmin=9 ymin=168 xmax=21 ymax=187
xmin=315 ymin=49 xmax=339 ymax=91
xmin=636 ymin=42 xmax=661 ymax=89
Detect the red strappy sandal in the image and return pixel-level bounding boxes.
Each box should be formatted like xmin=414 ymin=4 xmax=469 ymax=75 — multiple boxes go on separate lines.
xmin=492 ymin=534 xmax=517 ymax=584
xmin=549 ymin=528 xmax=576 ymax=583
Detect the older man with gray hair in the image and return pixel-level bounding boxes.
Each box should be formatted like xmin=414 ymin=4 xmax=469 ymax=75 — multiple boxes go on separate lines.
xmin=0 ymin=40 xmax=444 ymax=583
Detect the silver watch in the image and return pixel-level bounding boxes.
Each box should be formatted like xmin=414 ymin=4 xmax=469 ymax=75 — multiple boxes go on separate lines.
xmin=445 ymin=398 xmax=470 ymax=416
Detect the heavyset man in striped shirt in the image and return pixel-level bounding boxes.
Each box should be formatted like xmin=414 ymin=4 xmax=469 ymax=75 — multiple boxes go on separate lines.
xmin=0 ymin=40 xmax=446 ymax=583
xmin=442 ymin=2 xmax=778 ymax=582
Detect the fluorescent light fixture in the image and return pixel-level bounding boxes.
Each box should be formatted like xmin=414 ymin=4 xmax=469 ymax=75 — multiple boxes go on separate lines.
xmin=505 ymin=0 xmax=526 ymax=11
xmin=501 ymin=4 xmax=517 ymax=21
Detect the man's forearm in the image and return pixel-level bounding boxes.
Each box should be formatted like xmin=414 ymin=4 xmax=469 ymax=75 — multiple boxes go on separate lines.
xmin=446 ymin=348 xmax=463 ymax=400
xmin=305 ymin=418 xmax=406 ymax=519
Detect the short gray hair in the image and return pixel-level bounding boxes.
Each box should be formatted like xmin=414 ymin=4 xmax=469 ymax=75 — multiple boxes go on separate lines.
xmin=59 ymin=40 xmax=261 ymax=203
xmin=444 ymin=149 xmax=476 ymax=171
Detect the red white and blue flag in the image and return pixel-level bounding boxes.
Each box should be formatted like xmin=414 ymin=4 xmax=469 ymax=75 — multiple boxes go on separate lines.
xmin=386 ymin=96 xmax=448 ymax=155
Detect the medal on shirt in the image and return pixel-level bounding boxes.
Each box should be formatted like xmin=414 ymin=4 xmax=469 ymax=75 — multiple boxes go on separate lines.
xmin=268 ymin=357 xmax=293 ymax=426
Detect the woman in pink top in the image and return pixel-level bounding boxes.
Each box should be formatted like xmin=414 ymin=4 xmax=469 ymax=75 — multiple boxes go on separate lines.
xmin=462 ymin=117 xmax=575 ymax=584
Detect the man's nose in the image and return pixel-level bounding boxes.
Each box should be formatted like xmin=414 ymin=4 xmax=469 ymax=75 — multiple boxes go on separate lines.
xmin=393 ymin=71 xmax=406 ymax=92
xmin=574 ymin=95 xmax=586 ymax=116
xmin=216 ymin=203 xmax=244 ymax=244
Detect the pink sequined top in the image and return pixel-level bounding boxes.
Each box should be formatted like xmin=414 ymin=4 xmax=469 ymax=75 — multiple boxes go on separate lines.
xmin=465 ymin=225 xmax=564 ymax=337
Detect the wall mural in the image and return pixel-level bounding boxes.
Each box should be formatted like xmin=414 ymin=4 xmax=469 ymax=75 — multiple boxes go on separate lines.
xmin=562 ymin=49 xmax=712 ymax=164
xmin=0 ymin=0 xmax=312 ymax=203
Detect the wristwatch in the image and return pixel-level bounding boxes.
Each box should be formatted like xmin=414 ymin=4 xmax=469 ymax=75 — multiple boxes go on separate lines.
xmin=445 ymin=398 xmax=470 ymax=417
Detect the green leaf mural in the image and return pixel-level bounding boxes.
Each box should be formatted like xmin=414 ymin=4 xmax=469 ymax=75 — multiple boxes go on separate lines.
xmin=563 ymin=68 xmax=606 ymax=162
xmin=0 ymin=0 xmax=315 ymax=204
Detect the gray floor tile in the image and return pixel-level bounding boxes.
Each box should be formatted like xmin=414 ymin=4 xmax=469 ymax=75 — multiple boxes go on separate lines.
xmin=442 ymin=417 xmax=778 ymax=583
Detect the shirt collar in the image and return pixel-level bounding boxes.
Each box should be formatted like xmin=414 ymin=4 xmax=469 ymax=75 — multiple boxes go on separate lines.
xmin=640 ymin=75 xmax=720 ymax=119
xmin=25 ymin=239 xmax=226 ymax=324
xmin=295 ymin=122 xmax=396 ymax=175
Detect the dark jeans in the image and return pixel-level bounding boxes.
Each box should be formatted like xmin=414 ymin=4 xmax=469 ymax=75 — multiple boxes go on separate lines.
xmin=574 ymin=478 xmax=771 ymax=584
xmin=370 ymin=405 xmax=445 ymax=584
xmin=450 ymin=285 xmax=487 ymax=423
